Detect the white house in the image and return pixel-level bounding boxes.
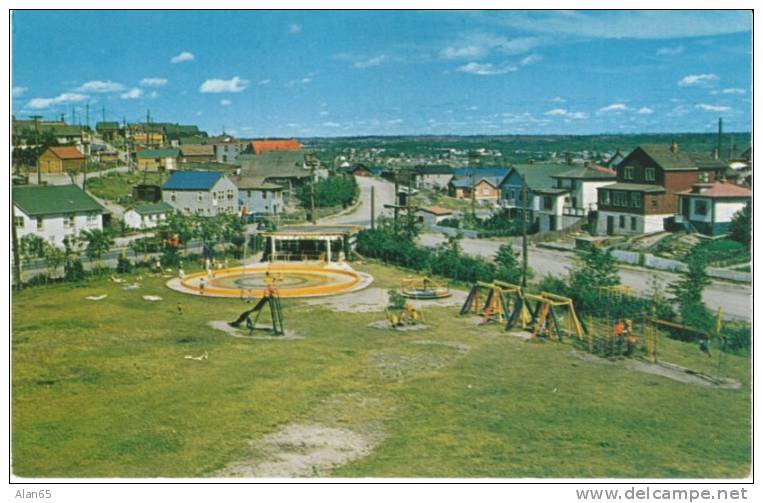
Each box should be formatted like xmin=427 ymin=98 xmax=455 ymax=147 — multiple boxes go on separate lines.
xmin=162 ymin=171 xmax=239 ymax=216
xmin=549 ymin=163 xmax=616 ymax=229
xmin=124 ymin=201 xmax=175 ymax=230
xmin=676 ymin=181 xmax=751 ymax=236
xmin=13 ymin=184 xmax=105 ymax=247
xmin=415 ymin=206 xmax=454 ymax=226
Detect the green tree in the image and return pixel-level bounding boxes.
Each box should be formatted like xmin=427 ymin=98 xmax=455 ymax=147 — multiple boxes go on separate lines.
xmin=81 ymin=229 xmax=115 ymax=272
xmin=669 ymin=255 xmax=711 ymax=328
xmin=43 ymin=245 xmax=66 ymax=281
xmin=19 ymin=234 xmax=47 ymax=261
xmin=494 ymin=243 xmax=527 ymax=285
xmin=569 ymin=246 xmax=620 ymax=292
xmin=728 ymin=202 xmax=751 ymax=248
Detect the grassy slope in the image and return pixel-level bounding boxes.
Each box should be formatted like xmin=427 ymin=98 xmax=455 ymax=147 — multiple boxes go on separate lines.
xmin=86 ymin=172 xmax=165 ymax=202
xmin=11 ymin=262 xmax=750 ymax=478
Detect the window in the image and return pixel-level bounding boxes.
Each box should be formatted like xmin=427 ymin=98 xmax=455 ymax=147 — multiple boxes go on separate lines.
xmin=631 ymin=216 xmax=637 ymax=231
xmin=542 ymin=196 xmax=553 ymax=210
xmin=247 ymin=190 xmax=252 ymax=198
xmin=36 ymin=217 xmax=44 ymax=231
xmin=227 ymin=190 xmax=235 ymax=200
xmin=507 ymin=189 xmax=515 ymax=200
xmin=170 ymin=191 xmax=177 ymax=202
xmin=624 ymin=166 xmax=634 ymax=180
xmin=184 ymin=208 xmax=191 ymax=214
xmin=613 ymin=191 xmax=628 ymax=207
xmin=631 ymin=193 xmax=641 ymax=208
xmin=651 ymin=196 xmax=658 ymax=209
xmin=64 ymin=216 xmax=75 ymax=229
xmin=14 ymin=217 xmax=24 ymax=228
xmin=87 ymin=213 xmax=98 ymax=224
xmin=699 ymin=172 xmax=710 ymax=183
xmin=619 ymin=215 xmax=626 ymax=228
xmin=600 ymin=190 xmax=610 ymax=205
xmin=694 ymin=199 xmax=708 ymax=216
xmin=645 ymin=167 xmax=656 ymax=182
xmin=197 ymin=192 xmax=204 ymax=202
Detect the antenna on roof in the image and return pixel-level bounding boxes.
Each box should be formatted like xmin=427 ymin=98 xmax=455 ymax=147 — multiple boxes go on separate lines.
xmin=717 ymin=117 xmax=723 ymax=158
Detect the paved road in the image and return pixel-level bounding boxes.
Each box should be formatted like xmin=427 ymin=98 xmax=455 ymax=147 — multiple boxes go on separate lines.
xmin=318 ymin=176 xmax=395 ymax=226
xmin=419 ymin=232 xmax=752 ymax=322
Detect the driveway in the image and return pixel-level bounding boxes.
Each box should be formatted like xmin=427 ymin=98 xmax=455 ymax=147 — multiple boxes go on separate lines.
xmin=319 ymin=176 xmax=395 ymax=226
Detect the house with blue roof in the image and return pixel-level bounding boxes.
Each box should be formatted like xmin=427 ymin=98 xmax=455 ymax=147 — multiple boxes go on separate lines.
xmin=162 ymin=170 xmax=239 ymax=216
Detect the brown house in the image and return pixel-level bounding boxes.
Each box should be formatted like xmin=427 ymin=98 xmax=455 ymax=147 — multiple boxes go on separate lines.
xmin=38 ymin=146 xmax=85 ymax=174
xmin=179 ymin=144 xmax=215 ymax=163
xmin=596 ymin=142 xmax=724 ymax=235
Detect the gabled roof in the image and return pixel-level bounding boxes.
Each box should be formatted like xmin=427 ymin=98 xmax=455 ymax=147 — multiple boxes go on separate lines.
xmin=629 ymin=144 xmax=696 ymax=171
xmin=417 ymin=206 xmax=453 ymax=216
xmin=138 ymin=148 xmax=180 ymax=159
xmin=96 ymin=121 xmax=120 ymax=131
xmin=502 ymin=163 xmax=574 ymax=191
xmin=130 ymin=201 xmax=175 ymax=215
xmin=450 ymin=176 xmax=502 ymax=188
xmin=232 ymin=175 xmax=284 ymax=190
xmin=552 ymin=163 xmax=616 ymax=180
xmin=239 ymin=151 xmax=311 ymax=179
xmin=180 ymin=144 xmax=214 ymax=156
xmin=251 ymin=139 xmax=301 ymax=155
xmin=679 ymin=181 xmax=752 ymax=199
xmin=163 ymin=171 xmax=224 ymax=190
xmin=45 ymin=146 xmax=85 ymax=160
xmin=13 ymin=184 xmax=104 ymax=216
xmin=452 ymin=167 xmax=509 ymax=179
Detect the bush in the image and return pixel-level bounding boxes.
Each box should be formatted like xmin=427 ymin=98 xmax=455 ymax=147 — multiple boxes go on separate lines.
xmin=689 ymin=239 xmax=747 ymax=265
xmin=297 ymin=175 xmax=358 ymax=208
xmin=439 ymin=217 xmax=460 ymax=229
xmin=116 ymin=255 xmax=134 ymax=274
xmin=64 ymin=257 xmax=86 ymax=282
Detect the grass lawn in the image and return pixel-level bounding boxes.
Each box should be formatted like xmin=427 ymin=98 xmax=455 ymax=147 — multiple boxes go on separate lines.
xmin=11 ymin=262 xmax=751 ymax=478
xmin=87 ymin=172 xmax=166 ymax=202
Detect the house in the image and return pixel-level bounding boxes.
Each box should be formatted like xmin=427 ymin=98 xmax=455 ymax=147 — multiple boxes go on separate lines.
xmin=448 ymin=167 xmax=509 ymax=201
xmin=137 ymin=148 xmax=180 ymax=171
xmin=13 ymin=184 xmax=105 ymax=247
xmin=123 ymin=201 xmax=174 ymax=230
xmin=179 ymin=144 xmax=216 ymax=163
xmin=415 ymin=206 xmax=454 ymax=226
xmin=95 ymin=121 xmax=121 ymax=142
xmin=548 ymin=163 xmax=617 ymax=230
xmin=341 ymin=164 xmax=373 ymax=177
xmin=595 ymin=142 xmax=725 ymax=235
xmin=676 ymin=181 xmax=751 ymax=236
xmin=38 ymin=146 xmax=85 ymax=174
xmin=413 ymin=165 xmax=454 ymax=190
xmin=237 ymin=151 xmax=321 ymax=196
xmin=249 ymin=138 xmax=301 ymax=155
xmin=213 ymin=137 xmax=249 ymax=164
xmin=498 ymin=163 xmax=574 ymax=232
xmin=232 ymin=175 xmax=285 ymax=215
xmin=162 ymin=171 xmax=239 ymax=216
xmin=603 ymin=149 xmax=626 ymax=169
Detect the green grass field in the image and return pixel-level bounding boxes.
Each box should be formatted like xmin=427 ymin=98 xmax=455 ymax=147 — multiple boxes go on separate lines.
xmin=87 ymin=172 xmax=166 ymax=202
xmin=11 ymin=262 xmax=751 ymax=478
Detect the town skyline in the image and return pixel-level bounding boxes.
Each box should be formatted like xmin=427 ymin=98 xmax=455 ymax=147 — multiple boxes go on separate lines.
xmin=12 ymin=10 xmax=752 ymax=137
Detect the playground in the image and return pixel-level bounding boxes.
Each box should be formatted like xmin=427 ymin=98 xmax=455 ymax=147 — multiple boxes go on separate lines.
xmin=10 ymin=260 xmax=751 ymax=478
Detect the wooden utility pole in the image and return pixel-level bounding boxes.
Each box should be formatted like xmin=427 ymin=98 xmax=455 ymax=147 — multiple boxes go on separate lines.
xmin=521 ymin=175 xmax=529 ymax=288
xmin=31 ymin=115 xmax=42 ymax=184
xmin=370 ymin=185 xmax=376 ymax=230
xmin=469 ymin=151 xmax=478 ymax=219
xmin=393 ymin=178 xmax=400 ymax=231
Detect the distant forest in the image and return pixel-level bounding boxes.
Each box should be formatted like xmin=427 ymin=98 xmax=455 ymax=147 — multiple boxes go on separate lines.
xmin=303 ymin=133 xmax=751 ymax=165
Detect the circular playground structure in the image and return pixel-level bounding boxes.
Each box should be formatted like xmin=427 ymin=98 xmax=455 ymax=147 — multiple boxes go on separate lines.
xmin=399 ymin=277 xmax=451 ymax=300
xmin=167 ymin=263 xmax=373 ymax=299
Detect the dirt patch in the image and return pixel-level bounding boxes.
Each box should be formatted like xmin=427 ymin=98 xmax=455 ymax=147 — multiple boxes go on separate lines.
xmin=207 ymin=320 xmax=303 ymax=340
xmin=411 ymin=339 xmax=470 ymax=353
xmin=218 ymin=424 xmax=379 ymax=478
xmin=304 ymin=287 xmax=467 ymax=314
xmin=570 ymin=350 xmax=741 ymax=389
xmin=367 ymin=320 xmax=429 ymax=331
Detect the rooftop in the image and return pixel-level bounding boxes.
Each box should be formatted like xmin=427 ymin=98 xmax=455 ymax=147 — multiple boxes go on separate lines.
xmin=163 ymin=171 xmax=224 ymax=190
xmin=552 ymin=163 xmax=616 ymax=180
xmin=130 ymin=201 xmax=175 ymax=215
xmin=251 ymin=139 xmax=301 ymax=155
xmin=680 ymin=181 xmax=752 ymax=198
xmin=13 ymin=184 xmax=105 ymax=216
xmin=599 ymin=182 xmax=666 ymax=193
xmin=46 ymin=146 xmax=85 ymax=160
xmin=418 ymin=206 xmax=453 ymax=216
xmin=138 ymin=148 xmax=180 ymax=159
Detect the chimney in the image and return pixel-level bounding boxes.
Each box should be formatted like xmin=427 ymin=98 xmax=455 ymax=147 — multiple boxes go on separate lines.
xmin=670 ymin=140 xmax=679 ymax=153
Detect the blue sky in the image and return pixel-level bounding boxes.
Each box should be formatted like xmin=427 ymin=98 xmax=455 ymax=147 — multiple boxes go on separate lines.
xmin=12 ymin=10 xmax=752 ymax=137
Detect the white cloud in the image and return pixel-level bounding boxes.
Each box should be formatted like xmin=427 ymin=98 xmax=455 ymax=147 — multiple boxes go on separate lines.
xmin=550 ymin=96 xmax=566 ymax=103
xmin=171 ymin=51 xmax=195 ymax=64
xmin=289 ymin=24 xmax=302 ymax=34
xmin=696 ymin=103 xmax=731 ymax=112
xmin=120 ymin=88 xmax=144 ymax=99
xmin=140 ymin=77 xmax=168 ymax=87
xmin=257 ymin=79 xmax=271 ymax=85
xmin=322 ymin=121 xmax=341 ymax=128
xmin=199 ymin=76 xmax=249 ymax=93
xmin=440 ymin=45 xmax=486 ymax=60
xmin=12 ymin=86 xmax=26 ymax=98
xmin=285 ymin=76 xmax=313 ymax=88
xmin=149 ymin=91 xmax=159 ymax=99
xmin=636 ymin=107 xmax=654 ymax=114
xmin=456 ymin=62 xmax=517 ymax=76
xmin=220 ymin=99 xmax=232 ymax=106
xmin=544 ymin=108 xmax=588 ymax=119
xmin=520 ymin=53 xmax=542 ymax=66
xmin=76 ymin=80 xmax=125 ymax=93
xmin=678 ymin=73 xmax=718 ymax=87
xmin=353 ymin=55 xmax=387 ymax=69
xmin=598 ymin=103 xmax=630 ymax=113
xmin=26 ymin=92 xmax=88 ymax=109
xmin=656 ymin=45 xmax=684 ymax=57
xmin=721 ymin=88 xmax=746 ymax=94
xmin=319 ymin=110 xmax=329 ymax=116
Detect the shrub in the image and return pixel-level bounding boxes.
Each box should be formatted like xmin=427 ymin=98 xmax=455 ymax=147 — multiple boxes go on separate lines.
xmin=116 ymin=255 xmax=134 ymax=274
